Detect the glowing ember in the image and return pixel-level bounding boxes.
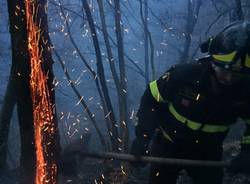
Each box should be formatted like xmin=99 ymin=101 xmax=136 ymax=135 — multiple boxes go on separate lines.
xmin=25 ymin=1 xmax=57 ymax=184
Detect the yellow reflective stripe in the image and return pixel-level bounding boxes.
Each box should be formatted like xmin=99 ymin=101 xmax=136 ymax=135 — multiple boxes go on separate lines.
xmin=242 ymin=136 xmax=250 ymax=144
xmin=212 ymin=51 xmax=237 ymax=62
xmin=149 ymin=80 xmax=164 ymax=102
xmin=168 ymin=103 xmax=229 ymax=133
xmin=245 ymin=54 xmax=250 ymax=68
xmin=169 ymin=103 xmax=202 ymax=130
xmin=202 ymin=124 xmax=229 ymax=133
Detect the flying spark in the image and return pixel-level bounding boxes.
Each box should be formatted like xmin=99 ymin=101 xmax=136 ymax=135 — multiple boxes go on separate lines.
xmin=25 ymin=1 xmax=57 ymax=183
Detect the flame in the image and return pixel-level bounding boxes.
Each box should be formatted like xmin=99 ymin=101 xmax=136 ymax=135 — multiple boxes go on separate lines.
xmin=25 ymin=1 xmax=57 ymax=184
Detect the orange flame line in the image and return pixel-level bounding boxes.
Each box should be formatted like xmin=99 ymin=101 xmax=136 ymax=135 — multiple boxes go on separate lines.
xmin=25 ymin=1 xmax=57 ymax=184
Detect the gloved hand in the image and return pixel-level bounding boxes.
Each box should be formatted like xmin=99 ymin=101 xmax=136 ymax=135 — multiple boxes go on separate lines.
xmin=130 ymin=137 xmax=149 ymax=168
xmin=228 ymin=145 xmax=250 ymax=175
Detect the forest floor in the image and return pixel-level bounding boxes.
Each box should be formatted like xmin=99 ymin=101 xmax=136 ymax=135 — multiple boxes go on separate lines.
xmin=1 ymin=123 xmax=250 ymax=184
xmin=1 ymin=157 xmax=250 ymax=184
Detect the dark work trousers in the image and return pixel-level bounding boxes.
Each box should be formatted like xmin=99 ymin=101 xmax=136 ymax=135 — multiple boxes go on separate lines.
xmin=148 ymin=131 xmax=224 ymax=184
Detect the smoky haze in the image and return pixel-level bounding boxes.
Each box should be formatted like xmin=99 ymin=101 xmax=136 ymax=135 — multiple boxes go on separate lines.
xmin=0 ymin=0 xmax=249 ymax=183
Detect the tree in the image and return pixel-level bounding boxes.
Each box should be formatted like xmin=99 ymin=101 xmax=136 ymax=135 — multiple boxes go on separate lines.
xmin=230 ymin=0 xmax=244 ymax=21
xmin=4 ymin=2 xmax=36 ymax=183
xmin=139 ymin=0 xmax=156 ymax=83
xmin=81 ymin=0 xmax=119 ymax=152
xmin=3 ymin=0 xmax=60 ymax=183
xmin=0 ymin=66 xmax=16 ymax=171
xmin=113 ymin=0 xmax=129 ymax=153
xmin=179 ymin=0 xmax=202 ymax=63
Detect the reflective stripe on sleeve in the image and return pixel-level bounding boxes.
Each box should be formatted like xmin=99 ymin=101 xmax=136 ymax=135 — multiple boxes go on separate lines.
xmin=149 ymin=80 xmax=164 ymax=102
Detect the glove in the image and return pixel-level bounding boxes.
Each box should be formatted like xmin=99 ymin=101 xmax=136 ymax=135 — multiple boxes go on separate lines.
xmin=228 ymin=145 xmax=250 ymax=175
xmin=130 ymin=137 xmax=149 ymax=168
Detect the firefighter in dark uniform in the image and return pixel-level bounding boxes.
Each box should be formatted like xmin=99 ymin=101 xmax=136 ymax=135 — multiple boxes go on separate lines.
xmin=131 ymin=21 xmax=250 ymax=184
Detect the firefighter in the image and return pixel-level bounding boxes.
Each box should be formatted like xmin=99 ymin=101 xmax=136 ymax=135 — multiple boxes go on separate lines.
xmin=131 ymin=21 xmax=250 ymax=184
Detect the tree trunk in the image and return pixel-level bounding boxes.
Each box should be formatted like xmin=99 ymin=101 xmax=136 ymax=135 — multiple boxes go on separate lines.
xmin=6 ymin=0 xmax=60 ymax=183
xmin=0 ymin=68 xmax=16 ymax=170
xmin=113 ymin=0 xmax=129 ymax=153
xmin=97 ymin=0 xmax=122 ymax=152
xmin=230 ymin=0 xmax=244 ymax=21
xmin=139 ymin=0 xmax=155 ymax=81
xmin=24 ymin=0 xmax=60 ymax=183
xmin=140 ymin=0 xmax=149 ymax=84
xmin=82 ymin=0 xmax=119 ymax=152
xmin=6 ymin=1 xmax=36 ymax=183
xmin=179 ymin=0 xmax=202 ymax=63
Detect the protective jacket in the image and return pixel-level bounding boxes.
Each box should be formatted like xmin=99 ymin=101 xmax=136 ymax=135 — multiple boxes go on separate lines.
xmin=134 ymin=57 xmax=250 ymax=184
xmin=136 ymin=57 xmax=250 ymax=144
